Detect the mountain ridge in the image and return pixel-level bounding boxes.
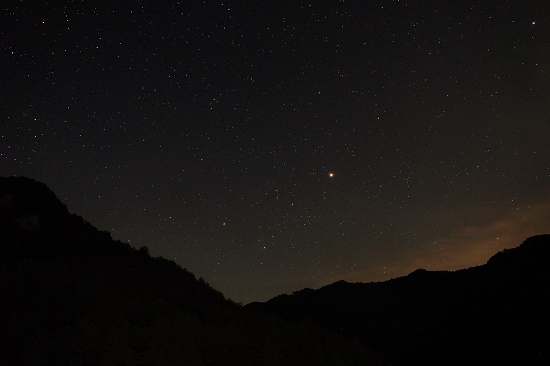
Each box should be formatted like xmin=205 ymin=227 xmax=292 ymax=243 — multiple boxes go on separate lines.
xmin=247 ymin=234 xmax=550 ymax=365
xmin=0 ymin=176 xmax=379 ymax=365
xmin=3 ymin=176 xmax=548 ymax=365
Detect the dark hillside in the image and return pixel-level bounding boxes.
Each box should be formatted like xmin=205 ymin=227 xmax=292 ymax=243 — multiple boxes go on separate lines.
xmin=247 ymin=235 xmax=550 ymax=366
xmin=0 ymin=177 xmax=379 ymax=365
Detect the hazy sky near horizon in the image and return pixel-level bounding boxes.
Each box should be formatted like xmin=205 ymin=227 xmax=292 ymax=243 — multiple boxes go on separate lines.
xmin=2 ymin=1 xmax=549 ymax=303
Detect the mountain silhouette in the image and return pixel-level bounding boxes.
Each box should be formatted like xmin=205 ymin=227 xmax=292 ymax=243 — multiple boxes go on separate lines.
xmin=0 ymin=177 xmax=380 ymax=365
xmin=247 ymin=234 xmax=550 ymax=365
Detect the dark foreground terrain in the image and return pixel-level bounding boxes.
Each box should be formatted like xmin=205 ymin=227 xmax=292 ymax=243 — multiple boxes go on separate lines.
xmin=248 ymin=235 xmax=550 ymax=365
xmin=2 ymin=176 xmax=548 ymax=365
xmin=0 ymin=177 xmax=379 ymax=365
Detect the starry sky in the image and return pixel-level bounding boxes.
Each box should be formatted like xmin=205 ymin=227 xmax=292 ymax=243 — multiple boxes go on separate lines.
xmin=2 ymin=1 xmax=549 ymax=304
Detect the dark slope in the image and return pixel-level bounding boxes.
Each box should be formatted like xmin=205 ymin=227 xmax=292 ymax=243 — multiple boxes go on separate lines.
xmin=247 ymin=235 xmax=550 ymax=366
xmin=0 ymin=177 xmax=379 ymax=366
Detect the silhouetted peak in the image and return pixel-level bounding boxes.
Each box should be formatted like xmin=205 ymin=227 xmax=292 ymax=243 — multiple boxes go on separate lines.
xmin=333 ymin=279 xmax=349 ymax=285
xmin=408 ymin=268 xmax=430 ymax=276
xmin=486 ymin=234 xmax=550 ymax=267
xmin=0 ymin=176 xmax=68 ymax=226
xmin=322 ymin=279 xmax=349 ymax=290
xmin=519 ymin=234 xmax=550 ymax=249
xmin=1 ymin=177 xmax=115 ymax=260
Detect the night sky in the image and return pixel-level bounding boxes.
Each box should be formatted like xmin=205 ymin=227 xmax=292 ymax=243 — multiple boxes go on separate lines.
xmin=2 ymin=1 xmax=549 ymax=304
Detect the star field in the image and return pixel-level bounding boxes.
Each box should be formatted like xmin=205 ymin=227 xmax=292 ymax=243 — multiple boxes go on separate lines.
xmin=1 ymin=1 xmax=549 ymax=303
